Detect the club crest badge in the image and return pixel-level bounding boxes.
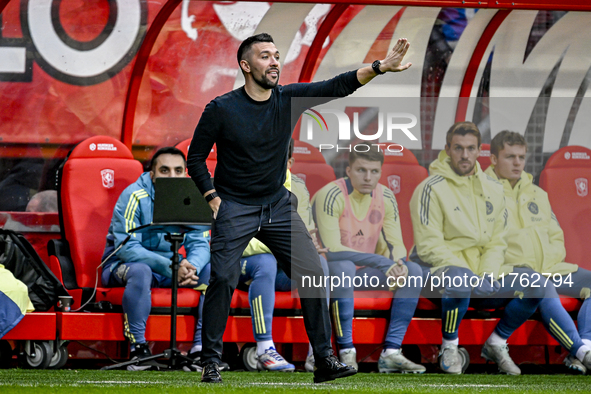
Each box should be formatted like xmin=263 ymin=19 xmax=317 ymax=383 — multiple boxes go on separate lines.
xmin=387 ymin=175 xmax=401 ymax=194
xmin=101 ymin=169 xmax=114 ymax=189
xmin=575 ymin=178 xmax=588 ymax=197
xmin=528 ymin=202 xmax=539 ymax=214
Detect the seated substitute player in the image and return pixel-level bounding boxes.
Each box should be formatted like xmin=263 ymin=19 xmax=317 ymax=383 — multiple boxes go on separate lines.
xmin=101 ymin=147 xmax=211 ymax=369
xmin=410 ymin=121 xmax=545 ymax=375
xmin=485 ymin=130 xmax=591 ymax=373
xmin=313 ymin=146 xmax=425 ymax=373
xmin=238 ymin=139 xmax=329 ymax=372
xmin=0 ymin=263 xmax=34 ymax=338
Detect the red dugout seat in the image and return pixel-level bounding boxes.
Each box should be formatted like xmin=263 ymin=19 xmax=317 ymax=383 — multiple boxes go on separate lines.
xmin=291 ymin=140 xmax=336 ymax=197
xmin=478 ymin=143 xmax=491 ymax=171
xmin=539 ymin=145 xmax=591 ymax=270
xmin=49 ymin=136 xmax=202 ymax=343
xmin=51 ymin=136 xmax=144 ymax=292
xmin=175 ymin=139 xmax=217 ymax=177
xmin=378 ymin=147 xmax=428 ymax=253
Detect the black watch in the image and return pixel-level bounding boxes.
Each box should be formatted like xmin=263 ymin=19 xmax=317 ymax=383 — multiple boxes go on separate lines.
xmin=372 ymin=60 xmax=385 ymax=75
xmin=205 ymin=191 xmax=219 ymax=202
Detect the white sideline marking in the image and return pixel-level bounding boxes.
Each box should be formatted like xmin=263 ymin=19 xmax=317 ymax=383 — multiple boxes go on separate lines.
xmin=0 ymin=381 xmax=514 ymax=389
xmin=419 ymin=384 xmax=512 ymax=388
xmin=81 ymin=381 xmax=167 ymax=384
xmin=0 ymin=381 xmax=167 ymax=387
xmin=247 ymin=383 xmax=513 ymax=388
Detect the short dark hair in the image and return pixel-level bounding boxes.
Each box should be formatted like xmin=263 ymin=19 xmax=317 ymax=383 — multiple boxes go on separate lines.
xmin=349 ymin=145 xmax=384 ymax=167
xmin=237 ymin=33 xmax=274 ymax=65
xmin=446 ymin=121 xmax=481 ymax=147
xmin=150 ymin=147 xmax=186 ymax=171
xmin=490 ymin=130 xmax=527 ymax=157
xmin=288 ymin=138 xmax=295 ymax=159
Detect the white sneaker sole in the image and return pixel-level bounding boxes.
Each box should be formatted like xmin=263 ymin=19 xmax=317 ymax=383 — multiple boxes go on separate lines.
xmin=480 ymin=351 xmax=520 ymax=375
xmin=378 ymin=367 xmax=425 ymax=374
xmin=257 ymin=362 xmax=295 ymax=372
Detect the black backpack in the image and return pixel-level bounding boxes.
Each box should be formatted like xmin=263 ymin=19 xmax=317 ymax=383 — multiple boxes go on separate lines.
xmin=0 ymin=229 xmax=68 ymax=311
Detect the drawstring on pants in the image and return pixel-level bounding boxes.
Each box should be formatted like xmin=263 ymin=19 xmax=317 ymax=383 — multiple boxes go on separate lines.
xmin=257 ymin=203 xmax=274 ymax=231
xmin=257 ymin=205 xmax=264 ymax=231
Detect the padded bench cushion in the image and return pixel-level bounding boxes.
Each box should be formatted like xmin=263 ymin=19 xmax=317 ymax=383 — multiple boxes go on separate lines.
xmin=230 ymin=289 xmax=302 ymax=309
xmin=96 ymin=287 xmax=201 ymax=308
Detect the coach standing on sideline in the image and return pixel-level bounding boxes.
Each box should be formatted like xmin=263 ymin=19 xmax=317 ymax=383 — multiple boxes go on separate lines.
xmin=187 ymin=32 xmax=411 ymax=383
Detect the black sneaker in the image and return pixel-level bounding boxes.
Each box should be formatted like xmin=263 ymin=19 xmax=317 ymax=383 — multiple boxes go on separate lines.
xmin=313 ymin=354 xmax=357 ymax=383
xmin=188 ymin=352 xmax=231 ymax=371
xmin=130 ymin=342 xmax=151 ymax=359
xmin=127 ymin=343 xmax=153 ymax=371
xmin=201 ymin=362 xmax=222 ymax=383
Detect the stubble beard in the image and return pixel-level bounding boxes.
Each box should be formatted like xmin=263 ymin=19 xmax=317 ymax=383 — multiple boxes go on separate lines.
xmin=254 ymin=70 xmax=279 ymax=90
xmin=452 ymin=160 xmax=475 ymax=176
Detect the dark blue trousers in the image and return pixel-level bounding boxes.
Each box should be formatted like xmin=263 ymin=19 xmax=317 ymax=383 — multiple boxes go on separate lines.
xmin=201 ymin=189 xmax=331 ymax=364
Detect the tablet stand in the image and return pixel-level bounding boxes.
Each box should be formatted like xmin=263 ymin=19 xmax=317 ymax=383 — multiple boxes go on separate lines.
xmin=101 ymin=224 xmax=200 ymax=370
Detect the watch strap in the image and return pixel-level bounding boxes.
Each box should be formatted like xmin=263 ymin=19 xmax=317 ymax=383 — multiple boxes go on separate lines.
xmin=205 ymin=191 xmax=219 ymax=202
xmin=372 ymin=60 xmax=385 ymax=75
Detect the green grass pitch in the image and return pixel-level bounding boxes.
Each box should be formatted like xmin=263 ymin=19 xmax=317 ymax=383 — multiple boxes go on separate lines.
xmin=1 ymin=370 xmax=591 ymax=393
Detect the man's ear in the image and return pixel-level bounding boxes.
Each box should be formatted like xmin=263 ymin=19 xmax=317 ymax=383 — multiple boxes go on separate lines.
xmin=345 ymin=166 xmax=351 ymax=178
xmin=240 ymin=59 xmax=250 ymax=73
xmin=490 ymin=154 xmax=498 ymax=166
xmin=150 ymin=170 xmax=155 ymax=182
xmin=287 ymin=157 xmax=295 ymax=170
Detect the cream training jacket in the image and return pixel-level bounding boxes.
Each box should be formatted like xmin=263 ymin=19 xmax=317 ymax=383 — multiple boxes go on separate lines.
xmin=485 ymin=166 xmax=577 ymax=276
xmin=410 ymin=150 xmax=511 ymax=278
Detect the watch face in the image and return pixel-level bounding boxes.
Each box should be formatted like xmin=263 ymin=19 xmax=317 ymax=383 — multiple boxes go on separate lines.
xmin=372 ymin=60 xmax=383 ymax=74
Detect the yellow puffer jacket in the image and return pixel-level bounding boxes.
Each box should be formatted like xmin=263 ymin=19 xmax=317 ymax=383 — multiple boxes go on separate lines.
xmin=410 ymin=151 xmax=512 ymax=278
xmin=485 ymin=166 xmax=578 ymax=275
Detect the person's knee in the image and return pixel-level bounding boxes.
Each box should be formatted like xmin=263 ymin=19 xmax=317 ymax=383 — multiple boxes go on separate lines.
xmin=541 ymin=279 xmax=559 ymax=298
xmin=249 ymin=254 xmax=278 ymax=280
xmin=211 ymin=262 xmax=242 ymax=290
xmin=526 ymin=282 xmax=547 ymax=299
xmin=404 ymin=260 xmax=423 ymax=279
xmin=125 ymin=263 xmax=153 ymax=289
xmin=328 ymin=260 xmax=356 ymax=282
xmin=440 ymin=267 xmax=473 ymax=296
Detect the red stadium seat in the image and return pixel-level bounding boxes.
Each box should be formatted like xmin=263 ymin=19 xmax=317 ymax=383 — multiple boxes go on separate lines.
xmin=378 ymin=147 xmax=428 ymax=253
xmin=53 ymin=136 xmax=144 ymax=290
xmin=48 ymin=136 xmax=203 ymax=342
xmin=478 ymin=143 xmax=491 ymax=171
xmin=291 ymin=140 xmax=336 ymax=197
xmin=539 ymin=145 xmax=591 ymax=270
xmin=175 ymin=139 xmax=217 ymax=177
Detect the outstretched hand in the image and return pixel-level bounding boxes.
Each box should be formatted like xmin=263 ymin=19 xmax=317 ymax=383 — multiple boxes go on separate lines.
xmin=380 ymin=38 xmax=412 ymax=73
